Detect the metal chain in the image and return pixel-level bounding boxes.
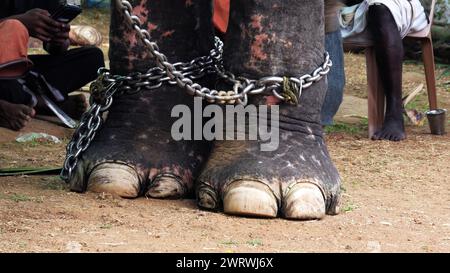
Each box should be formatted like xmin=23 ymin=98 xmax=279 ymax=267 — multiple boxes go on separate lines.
xmin=60 ymin=76 xmax=120 ymax=182
xmin=60 ymin=38 xmax=223 ymax=182
xmin=117 ymin=0 xmax=332 ymax=106
xmin=94 ymin=37 xmax=223 ymax=98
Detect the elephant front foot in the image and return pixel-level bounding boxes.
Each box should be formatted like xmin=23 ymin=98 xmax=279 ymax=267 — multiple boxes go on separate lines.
xmin=200 ymin=179 xmax=327 ymax=220
xmin=197 ymin=131 xmax=340 ymax=221
xmin=68 ymin=88 xmax=210 ymax=200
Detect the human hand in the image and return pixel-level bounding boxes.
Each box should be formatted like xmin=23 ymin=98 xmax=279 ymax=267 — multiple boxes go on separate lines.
xmin=15 ymin=9 xmax=65 ymax=42
xmin=47 ymin=23 xmax=71 ymax=53
xmin=51 ymin=24 xmax=71 ymax=45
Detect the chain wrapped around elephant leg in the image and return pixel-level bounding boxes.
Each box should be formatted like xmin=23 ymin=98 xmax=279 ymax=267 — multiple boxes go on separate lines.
xmin=61 ymin=73 xmax=122 ymax=183
xmin=196 ymin=0 xmax=341 ymax=220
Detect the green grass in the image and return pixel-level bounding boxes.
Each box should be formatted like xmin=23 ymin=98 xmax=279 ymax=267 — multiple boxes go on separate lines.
xmin=441 ymin=81 xmax=450 ymax=92
xmin=342 ymin=203 xmax=358 ymax=213
xmin=100 ymin=224 xmax=113 ymax=229
xmin=20 ymin=139 xmax=38 ymax=147
xmin=437 ymin=64 xmax=450 ymax=80
xmin=19 ymin=140 xmax=61 ymax=148
xmin=10 ymin=194 xmax=34 ymax=202
xmin=439 ymin=69 xmax=450 ymax=80
xmin=405 ymin=97 xmax=430 ymax=113
xmin=325 ymin=120 xmax=367 ymax=135
xmin=246 ymin=239 xmax=263 ymax=247
xmin=17 ymin=241 xmax=27 ymax=249
xmin=220 ymin=240 xmax=239 ymax=246
xmin=41 ymin=176 xmax=67 ymax=191
xmin=0 ymin=193 xmax=43 ymax=203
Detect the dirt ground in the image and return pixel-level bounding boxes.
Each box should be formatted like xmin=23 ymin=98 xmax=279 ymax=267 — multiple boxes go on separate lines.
xmin=1 ymin=8 xmax=450 ymax=252
xmin=1 ymin=56 xmax=449 ymax=253
xmin=1 ymin=118 xmax=449 ymax=253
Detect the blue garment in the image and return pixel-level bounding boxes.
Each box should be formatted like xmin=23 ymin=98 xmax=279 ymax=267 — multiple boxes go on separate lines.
xmin=321 ymin=30 xmax=346 ymax=126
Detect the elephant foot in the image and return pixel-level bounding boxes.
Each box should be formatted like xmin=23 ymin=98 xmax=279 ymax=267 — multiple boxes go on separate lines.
xmin=195 ymin=0 xmax=340 ymax=220
xmin=67 ymin=0 xmax=214 ymax=198
xmin=200 ymin=181 xmax=328 ymax=220
xmin=197 ymin=124 xmax=341 ymax=221
xmin=68 ymin=87 xmax=211 ymax=199
xmin=219 ymin=181 xmax=325 ymax=220
xmin=87 ymin=163 xmax=140 ymax=198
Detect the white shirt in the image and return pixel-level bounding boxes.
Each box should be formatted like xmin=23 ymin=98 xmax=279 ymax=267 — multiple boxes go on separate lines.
xmin=340 ymin=0 xmax=428 ymax=39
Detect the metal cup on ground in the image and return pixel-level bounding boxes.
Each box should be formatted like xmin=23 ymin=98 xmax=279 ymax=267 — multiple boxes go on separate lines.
xmin=426 ymin=109 xmax=447 ymax=135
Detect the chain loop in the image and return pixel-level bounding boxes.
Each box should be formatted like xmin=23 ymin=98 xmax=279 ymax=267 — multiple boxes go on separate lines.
xmin=115 ymin=0 xmax=332 ymax=106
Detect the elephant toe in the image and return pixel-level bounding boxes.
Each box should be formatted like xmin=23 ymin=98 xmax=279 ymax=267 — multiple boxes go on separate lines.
xmin=87 ymin=163 xmax=140 ymax=198
xmin=223 ymin=180 xmax=278 ymax=218
xmin=146 ymin=174 xmax=186 ymax=199
xmin=282 ymin=183 xmax=325 ymax=220
xmin=197 ymin=184 xmax=220 ymax=210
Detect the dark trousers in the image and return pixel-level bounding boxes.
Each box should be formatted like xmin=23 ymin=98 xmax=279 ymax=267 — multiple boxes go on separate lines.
xmin=0 ymin=46 xmax=104 ymax=105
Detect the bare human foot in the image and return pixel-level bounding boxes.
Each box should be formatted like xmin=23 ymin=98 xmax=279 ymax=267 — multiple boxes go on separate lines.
xmin=59 ymin=94 xmax=88 ymax=120
xmin=36 ymin=94 xmax=88 ymax=120
xmin=0 ymin=100 xmax=35 ymax=131
xmin=372 ymin=117 xmax=406 ymax=141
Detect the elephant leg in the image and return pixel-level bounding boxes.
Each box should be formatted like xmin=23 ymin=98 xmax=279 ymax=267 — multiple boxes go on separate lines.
xmin=197 ymin=0 xmax=341 ymax=220
xmin=69 ymin=0 xmax=214 ymax=198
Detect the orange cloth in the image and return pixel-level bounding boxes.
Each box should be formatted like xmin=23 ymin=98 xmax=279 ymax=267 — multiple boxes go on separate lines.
xmin=213 ymin=0 xmax=230 ymax=34
xmin=0 ymin=19 xmax=33 ymax=79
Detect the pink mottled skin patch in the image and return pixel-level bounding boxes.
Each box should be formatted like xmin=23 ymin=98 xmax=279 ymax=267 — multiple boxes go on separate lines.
xmin=272 ymin=34 xmax=293 ymax=48
xmin=148 ymin=166 xmax=194 ymax=189
xmin=251 ymin=33 xmax=269 ymax=61
xmin=148 ymin=168 xmax=159 ymax=181
xmin=115 ymin=30 xmax=138 ymax=70
xmin=250 ymin=15 xmax=264 ymax=32
xmin=124 ymin=30 xmax=138 ymax=47
xmin=133 ymin=0 xmax=149 ymax=23
xmin=265 ymin=95 xmax=282 ymax=106
xmin=185 ymin=0 xmax=193 ymax=7
xmin=162 ymin=30 xmax=175 ymax=38
xmin=147 ymin=23 xmax=158 ymax=33
xmin=181 ymin=169 xmax=194 ymax=188
xmin=135 ymin=163 xmax=148 ymax=180
xmin=127 ymin=53 xmax=149 ymax=70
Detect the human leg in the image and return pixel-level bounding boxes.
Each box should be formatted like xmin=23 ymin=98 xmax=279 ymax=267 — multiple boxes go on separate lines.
xmin=368 ymin=4 xmax=406 ymax=141
xmin=0 ymin=19 xmax=35 ymax=130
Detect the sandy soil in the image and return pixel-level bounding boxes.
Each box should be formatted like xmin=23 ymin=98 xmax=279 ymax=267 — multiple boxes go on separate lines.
xmin=1 ymin=51 xmax=449 ymax=253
